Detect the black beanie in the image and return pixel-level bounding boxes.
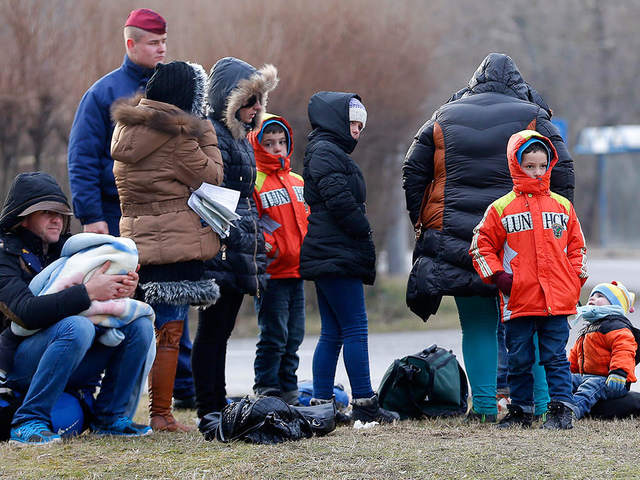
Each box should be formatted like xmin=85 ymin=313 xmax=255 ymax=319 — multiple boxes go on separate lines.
xmin=146 ymin=61 xmax=203 ymax=115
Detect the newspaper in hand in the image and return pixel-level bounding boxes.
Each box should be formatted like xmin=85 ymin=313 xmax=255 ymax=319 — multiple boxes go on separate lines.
xmin=188 ymin=183 xmax=241 ymax=238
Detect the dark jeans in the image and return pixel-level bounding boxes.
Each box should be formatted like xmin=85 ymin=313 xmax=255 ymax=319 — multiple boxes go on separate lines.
xmin=312 ymin=277 xmax=374 ymax=400
xmin=192 ymin=288 xmax=244 ymax=418
xmin=8 ymin=315 xmax=153 ymax=426
xmin=497 ymin=320 xmax=509 ymax=391
xmin=505 ymin=315 xmax=573 ymax=412
xmin=173 ymin=320 xmax=195 ymax=400
xmin=253 ymin=278 xmax=305 ymax=396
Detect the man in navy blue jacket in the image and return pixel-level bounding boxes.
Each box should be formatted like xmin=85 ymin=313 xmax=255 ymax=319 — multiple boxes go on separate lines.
xmin=67 ymin=8 xmax=167 ymax=236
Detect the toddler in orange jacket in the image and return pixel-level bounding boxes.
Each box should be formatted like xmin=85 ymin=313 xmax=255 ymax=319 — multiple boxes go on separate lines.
xmin=569 ymin=281 xmax=637 ymax=419
xmin=248 ymin=114 xmax=309 ymax=404
xmin=470 ymin=130 xmax=588 ymax=430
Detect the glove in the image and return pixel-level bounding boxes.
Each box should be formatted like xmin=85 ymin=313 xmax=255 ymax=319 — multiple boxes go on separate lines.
xmin=605 ymin=373 xmax=627 ymax=398
xmin=493 ymin=271 xmax=513 ymax=296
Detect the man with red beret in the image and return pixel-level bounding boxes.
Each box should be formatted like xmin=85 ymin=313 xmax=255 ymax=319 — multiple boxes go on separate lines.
xmin=68 ymin=8 xmax=167 ymax=237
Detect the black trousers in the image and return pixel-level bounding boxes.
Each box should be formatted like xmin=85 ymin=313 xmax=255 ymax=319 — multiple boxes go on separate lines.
xmin=192 ymin=287 xmax=244 ymax=418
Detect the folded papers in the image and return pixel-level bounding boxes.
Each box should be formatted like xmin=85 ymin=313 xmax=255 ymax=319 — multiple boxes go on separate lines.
xmin=188 ymin=183 xmax=241 ymax=238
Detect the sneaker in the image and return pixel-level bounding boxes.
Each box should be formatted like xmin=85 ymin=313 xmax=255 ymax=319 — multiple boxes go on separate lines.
xmin=542 ymin=401 xmax=573 ymax=430
xmin=351 ymin=394 xmax=400 ymax=424
xmin=9 ymin=420 xmax=62 ymax=446
xmin=173 ymin=396 xmax=196 ymax=410
xmin=91 ymin=417 xmax=152 ymax=437
xmin=465 ymin=409 xmax=497 ymax=424
xmin=497 ymin=404 xmax=533 ymax=429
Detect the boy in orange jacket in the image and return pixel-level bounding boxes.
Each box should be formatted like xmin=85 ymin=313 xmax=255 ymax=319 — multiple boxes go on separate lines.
xmin=470 ymin=130 xmax=588 ymax=429
xmin=248 ymin=114 xmax=309 ymax=405
xmin=569 ymin=281 xmax=637 ymax=419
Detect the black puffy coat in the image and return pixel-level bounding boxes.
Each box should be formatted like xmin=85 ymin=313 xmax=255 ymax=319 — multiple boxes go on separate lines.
xmin=203 ymin=57 xmax=278 ymax=295
xmin=300 ymin=92 xmax=376 ymax=285
xmin=402 ymin=53 xmax=575 ymax=319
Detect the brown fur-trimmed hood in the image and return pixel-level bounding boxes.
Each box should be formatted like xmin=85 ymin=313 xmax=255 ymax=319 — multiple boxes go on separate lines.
xmin=111 ymin=95 xmax=211 ymax=163
xmin=207 ymin=57 xmax=279 ymax=140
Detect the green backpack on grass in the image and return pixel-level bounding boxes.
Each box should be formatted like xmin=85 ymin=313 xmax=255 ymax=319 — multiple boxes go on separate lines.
xmin=378 ymin=344 xmax=468 ymax=419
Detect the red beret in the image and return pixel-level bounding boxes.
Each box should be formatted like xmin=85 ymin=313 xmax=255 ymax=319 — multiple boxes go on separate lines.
xmin=124 ymin=8 xmax=166 ymax=34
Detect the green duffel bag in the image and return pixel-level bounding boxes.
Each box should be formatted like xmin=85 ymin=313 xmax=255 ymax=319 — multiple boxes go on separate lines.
xmin=378 ymin=344 xmax=468 ymax=419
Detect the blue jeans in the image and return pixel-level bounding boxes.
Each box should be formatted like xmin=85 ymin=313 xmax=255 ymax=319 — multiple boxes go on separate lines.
xmin=312 ymin=277 xmax=374 ymax=400
xmin=8 ymin=315 xmax=153 ymax=427
xmin=505 ymin=315 xmax=573 ymax=412
xmin=497 ymin=321 xmax=550 ymax=415
xmin=173 ymin=320 xmax=195 ymax=400
xmin=254 ymin=278 xmax=305 ymax=395
xmin=571 ymin=373 xmax=624 ymax=419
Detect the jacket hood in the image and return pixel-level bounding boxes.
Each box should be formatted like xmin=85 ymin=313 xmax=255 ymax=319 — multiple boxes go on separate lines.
xmin=506 ymin=130 xmax=558 ymax=194
xmin=111 ymin=95 xmax=211 ymax=164
xmin=447 ymin=53 xmax=552 ymax=116
xmin=308 ymin=91 xmax=360 ymax=154
xmin=248 ymin=113 xmax=294 ymax=173
xmin=207 ymin=57 xmax=279 ymax=140
xmin=0 ymin=172 xmax=71 ymax=232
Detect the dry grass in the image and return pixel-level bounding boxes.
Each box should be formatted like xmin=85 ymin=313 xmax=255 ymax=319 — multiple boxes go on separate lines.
xmin=2 ymin=404 xmax=640 ymax=479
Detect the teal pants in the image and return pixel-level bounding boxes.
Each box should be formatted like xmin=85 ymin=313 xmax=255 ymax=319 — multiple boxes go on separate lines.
xmin=455 ymin=296 xmax=549 ymax=415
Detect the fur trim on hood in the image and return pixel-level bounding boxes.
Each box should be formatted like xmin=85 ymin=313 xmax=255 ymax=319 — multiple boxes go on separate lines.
xmin=208 ymin=57 xmax=279 ymax=140
xmin=140 ymin=279 xmax=220 ymax=308
xmin=111 ymin=94 xmax=211 ymax=138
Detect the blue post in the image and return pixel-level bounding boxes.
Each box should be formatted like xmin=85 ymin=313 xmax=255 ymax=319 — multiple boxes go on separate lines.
xmin=597 ymin=154 xmax=607 ymax=247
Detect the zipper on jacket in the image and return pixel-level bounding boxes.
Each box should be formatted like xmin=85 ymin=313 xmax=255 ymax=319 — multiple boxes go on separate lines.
xmin=221 ymin=244 xmax=227 ymax=260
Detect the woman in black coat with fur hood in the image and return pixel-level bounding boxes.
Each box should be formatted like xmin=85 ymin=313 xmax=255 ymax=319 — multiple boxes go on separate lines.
xmin=192 ymin=57 xmax=278 ymax=417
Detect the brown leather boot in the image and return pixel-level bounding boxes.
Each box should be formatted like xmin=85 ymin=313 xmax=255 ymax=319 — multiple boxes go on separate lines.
xmin=149 ymin=320 xmax=194 ymax=432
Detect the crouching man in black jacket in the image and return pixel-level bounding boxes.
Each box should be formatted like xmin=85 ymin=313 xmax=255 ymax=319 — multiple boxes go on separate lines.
xmin=0 ymin=172 xmax=153 ymax=446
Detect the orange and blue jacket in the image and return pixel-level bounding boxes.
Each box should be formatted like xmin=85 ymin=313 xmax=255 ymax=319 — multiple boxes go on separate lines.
xmin=248 ymin=114 xmax=308 ymax=279
xmin=469 ymin=130 xmax=588 ymax=321
xmin=569 ymin=314 xmax=637 ymax=383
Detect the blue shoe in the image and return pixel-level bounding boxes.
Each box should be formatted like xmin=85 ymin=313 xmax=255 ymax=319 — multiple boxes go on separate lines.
xmin=9 ymin=420 xmax=62 ymax=446
xmin=91 ymin=417 xmax=152 ymax=437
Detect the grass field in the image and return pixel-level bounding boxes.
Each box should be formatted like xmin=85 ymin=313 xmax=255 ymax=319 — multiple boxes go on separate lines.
xmin=2 ymin=404 xmax=639 ymax=479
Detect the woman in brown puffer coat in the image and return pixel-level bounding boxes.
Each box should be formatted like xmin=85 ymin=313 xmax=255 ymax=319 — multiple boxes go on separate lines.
xmin=111 ymin=61 xmax=223 ymax=432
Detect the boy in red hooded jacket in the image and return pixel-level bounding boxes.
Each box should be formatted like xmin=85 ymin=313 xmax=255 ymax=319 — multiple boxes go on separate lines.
xmin=470 ymin=130 xmax=588 ymax=430
xmin=248 ymin=114 xmax=309 ymax=404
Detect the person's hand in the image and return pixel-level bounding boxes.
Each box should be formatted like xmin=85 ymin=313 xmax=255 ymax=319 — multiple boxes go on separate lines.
xmin=117 ymin=266 xmax=139 ymax=298
xmin=84 ymin=261 xmax=128 ymax=301
xmin=83 ymin=221 xmax=109 ymax=234
xmin=605 ymin=373 xmax=627 ymax=398
xmin=493 ymin=271 xmax=513 ymax=296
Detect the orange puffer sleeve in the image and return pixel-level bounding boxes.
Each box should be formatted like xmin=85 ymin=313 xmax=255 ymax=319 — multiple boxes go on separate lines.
xmin=470 ymin=204 xmax=506 ymax=284
xmin=606 ymin=328 xmax=638 ymax=382
xmin=565 ymin=205 xmax=588 ymax=286
xmin=569 ymin=341 xmax=580 ymax=373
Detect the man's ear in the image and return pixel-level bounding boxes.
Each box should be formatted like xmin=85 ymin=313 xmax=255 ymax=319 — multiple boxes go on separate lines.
xmin=126 ymin=38 xmax=135 ymax=50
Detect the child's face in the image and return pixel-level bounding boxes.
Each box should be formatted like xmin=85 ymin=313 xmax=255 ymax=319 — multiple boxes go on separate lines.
xmin=587 ymin=291 xmax=611 ymax=306
xmin=350 ymin=121 xmax=363 ymax=140
xmin=261 ymin=131 xmax=287 ymax=157
xmin=520 ymin=151 xmax=548 ymax=179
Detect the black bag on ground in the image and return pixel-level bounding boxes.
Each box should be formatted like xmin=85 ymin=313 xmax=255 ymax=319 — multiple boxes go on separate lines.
xmin=199 ymin=396 xmax=330 ymax=444
xmin=378 ymin=344 xmax=468 ymax=419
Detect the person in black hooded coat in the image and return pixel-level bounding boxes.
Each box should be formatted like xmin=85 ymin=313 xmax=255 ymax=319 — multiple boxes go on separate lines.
xmin=192 ymin=57 xmax=278 ymax=417
xmin=300 ymin=92 xmax=398 ymax=424
xmin=402 ymin=53 xmax=575 ymax=421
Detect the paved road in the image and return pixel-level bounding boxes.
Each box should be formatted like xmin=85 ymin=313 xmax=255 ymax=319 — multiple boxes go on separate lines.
xmin=227 ymin=311 xmax=640 ymax=398
xmin=225 ymin=256 xmax=639 ymax=397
